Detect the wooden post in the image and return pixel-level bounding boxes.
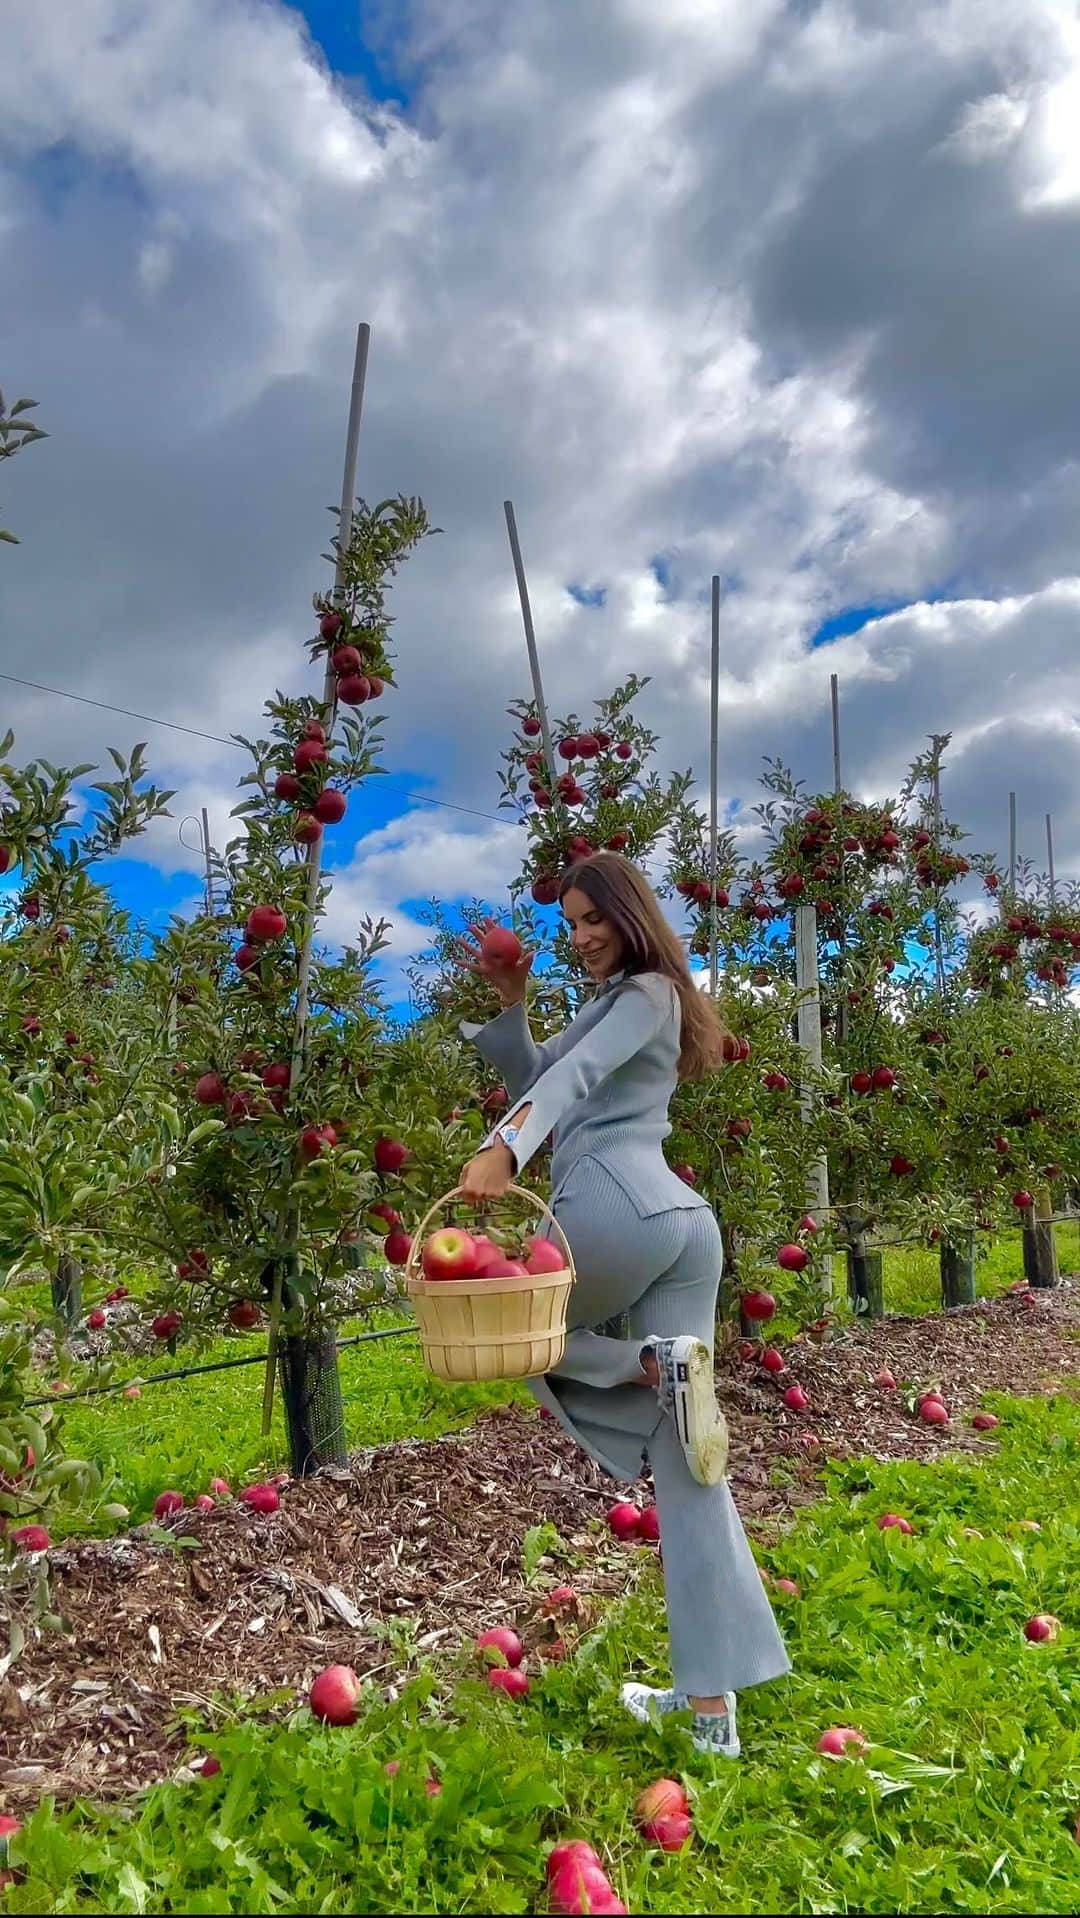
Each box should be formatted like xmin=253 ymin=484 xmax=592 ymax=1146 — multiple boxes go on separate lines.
xmin=262 ymin=320 xmax=370 ymax=1449
xmin=1023 ymin=1190 xmax=1059 ymax=1290
xmin=504 ymin=500 xmax=558 ymax=791
xmin=708 ymin=576 xmax=721 ymax=1000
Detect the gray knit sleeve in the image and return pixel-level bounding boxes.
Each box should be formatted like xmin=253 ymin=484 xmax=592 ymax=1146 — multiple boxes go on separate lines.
xmin=496 ymin=974 xmax=675 ymax=1173
xmin=458 ymin=1001 xmax=553 ymax=1103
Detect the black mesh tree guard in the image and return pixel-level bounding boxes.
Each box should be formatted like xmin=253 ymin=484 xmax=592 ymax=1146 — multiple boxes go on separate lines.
xmin=51 ymin=1255 xmax=81 ymax=1329
xmin=940 ymin=1236 xmax=976 ymax=1307
xmin=278 ymin=1324 xmax=347 ymax=1476
xmin=846 ymin=1238 xmax=883 ymax=1318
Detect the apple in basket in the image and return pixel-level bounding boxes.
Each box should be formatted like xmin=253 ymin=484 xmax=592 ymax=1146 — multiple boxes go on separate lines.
xmin=524 ymin=1236 xmax=566 ymax=1275
xmin=421 ymin=1227 xmax=482 ymax=1281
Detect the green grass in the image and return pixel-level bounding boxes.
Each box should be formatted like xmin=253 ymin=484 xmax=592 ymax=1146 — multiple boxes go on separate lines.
xmin=839 ymin=1220 xmax=1078 ymax=1319
xmin=5 ymin=1391 xmax=1079 ymax=1914
xmin=52 ymin=1313 xmax=526 ymax=1533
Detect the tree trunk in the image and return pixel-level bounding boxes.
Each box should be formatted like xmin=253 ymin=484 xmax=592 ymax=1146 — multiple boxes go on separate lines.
xmin=940 ymin=1235 xmax=976 ymax=1308
xmin=279 ymin=1325 xmax=347 ymax=1475
xmin=846 ymin=1235 xmax=883 ymax=1318
xmin=52 ymin=1255 xmax=81 ymax=1329
xmin=1022 ymin=1187 xmax=1058 ymax=1291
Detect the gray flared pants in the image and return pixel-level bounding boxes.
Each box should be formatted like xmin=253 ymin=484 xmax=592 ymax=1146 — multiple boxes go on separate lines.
xmin=531 ymin=1156 xmax=791 ymax=1700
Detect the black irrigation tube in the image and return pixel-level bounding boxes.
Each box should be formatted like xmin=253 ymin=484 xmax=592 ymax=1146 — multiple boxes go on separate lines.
xmin=23 ymin=1214 xmax=1079 ymax=1410
xmin=26 ymin=1322 xmax=419 ymax=1407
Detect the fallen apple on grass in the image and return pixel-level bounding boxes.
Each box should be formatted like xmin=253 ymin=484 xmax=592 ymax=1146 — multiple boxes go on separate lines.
xmin=193 ymin=1494 xmax=215 ymax=1512
xmin=309 ymin=1664 xmax=362 ymax=1725
xmin=487 ymin=1666 xmax=530 ymax=1698
xmin=1024 ymin=1613 xmax=1061 ymax=1643
xmin=475 ymin=1626 xmax=524 ymax=1669
xmin=607 ymin=1502 xmax=643 ymax=1541
xmin=878 ymin=1513 xmax=914 ymax=1534
xmin=238 ymin=1483 xmax=279 ymax=1514
xmin=638 ymin=1504 xmax=660 ymax=1543
xmin=972 ymin=1412 xmax=1000 ymax=1431
xmin=773 ymin=1577 xmax=800 ymax=1596
xmin=153 ymin=1491 xmax=185 ymax=1518
xmin=783 ymin=1384 xmax=809 ymax=1411
xmin=919 ymin=1398 xmax=949 ymax=1427
xmin=11 ymin=1525 xmax=49 ymax=1553
xmin=816 ymin=1726 xmax=868 ymax=1759
xmin=874 ymin=1367 xmax=897 ymax=1390
xmin=641 ymin=1812 xmax=692 ymax=1852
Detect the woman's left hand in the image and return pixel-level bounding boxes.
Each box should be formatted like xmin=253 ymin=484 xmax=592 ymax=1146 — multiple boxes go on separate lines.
xmin=459 ymin=1141 xmax=515 ymax=1205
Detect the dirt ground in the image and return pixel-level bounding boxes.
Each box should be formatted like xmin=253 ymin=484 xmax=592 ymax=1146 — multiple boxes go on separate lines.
xmin=2 ymin=1280 xmax=1077 ymax=1816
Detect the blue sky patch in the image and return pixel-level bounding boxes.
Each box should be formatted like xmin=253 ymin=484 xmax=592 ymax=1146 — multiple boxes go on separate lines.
xmin=567 ymin=582 xmax=607 ymax=607
xmin=294 ymin=1 xmax=407 ymax=103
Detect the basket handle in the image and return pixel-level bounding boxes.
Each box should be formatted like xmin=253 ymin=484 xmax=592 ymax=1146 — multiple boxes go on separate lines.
xmin=404 ymin=1183 xmax=575 ymax=1284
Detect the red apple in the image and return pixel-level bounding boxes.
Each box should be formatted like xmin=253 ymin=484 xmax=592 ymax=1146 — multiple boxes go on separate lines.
xmin=1024 ymin=1613 xmax=1060 ymax=1643
xmin=641 ymin=1812 xmax=692 ymax=1853
xmin=673 ymin=1163 xmax=697 ymax=1186
xmin=783 ymin=1384 xmax=809 ymax=1411
xmin=798 ymin=1214 xmax=820 ymax=1234
xmin=481 ymin=925 xmax=523 ymax=968
xmin=152 ymin=1312 xmax=182 ymax=1340
xmin=546 ymin=1841 xmax=601 ymax=1884
xmin=310 ymin=1663 xmax=362 ymax=1724
xmin=639 ymin=1505 xmax=660 ymax=1543
xmin=300 ymin=1123 xmax=337 ymax=1159
xmin=543 ymin=1585 xmax=578 ymax=1613
xmin=919 ymin=1398 xmax=949 ymax=1426
xmin=124 ymin=1385 xmax=142 ymax=1400
xmin=741 ymin=1289 xmax=776 ymax=1321
xmin=154 ymin=1490 xmax=185 ymax=1518
xmin=763 ymin=1071 xmax=790 ymax=1091
xmin=11 ymin=1524 xmax=49 ymax=1553
xmin=313 ymin=788 xmax=347 ymax=825
xmin=209 ymin=1477 xmax=231 ymax=1497
xmin=384 ymin=1228 xmax=412 ymax=1266
xmin=558 ymin=736 xmax=579 ymax=760
xmin=87 ymin=1308 xmax=107 ymax=1330
xmin=246 ymin=904 xmax=287 ymax=943
xmin=877 ymin=1513 xmax=914 ymax=1534
xmin=320 ymin=610 xmax=344 ymax=640
xmin=239 ymin=1483 xmax=279 ymax=1514
xmin=874 ymin=1367 xmax=897 ymax=1390
xmin=422 ymin=1227 xmax=480 ymax=1280
xmin=374 ymin=1136 xmax=408 ymax=1175
xmin=194 ymin=1071 xmax=226 ymax=1106
xmin=487 ymin=1666 xmax=529 ymax=1698
xmin=471 ymin=1255 xmax=527 ymax=1277
xmin=294 ymin=812 xmax=322 ymax=845
xmin=777 ymin=1243 xmax=808 ymax=1273
xmin=524 ymin=1236 xmax=566 ymax=1275
xmin=774 ymin=1577 xmax=800 ymax=1595
xmin=336 ymin=673 xmax=371 ymax=705
xmin=607 ymin=1502 xmax=643 ymax=1541
xmin=889 ymin=1156 xmax=915 ymax=1177
xmin=228 ymin=1300 xmax=261 ymax=1330
xmin=871 ymin=1065 xmax=897 ymax=1090
xmin=971 ymin=1412 xmax=999 ymax=1431
xmin=761 ymin=1347 xmax=785 ymax=1374
xmin=816 ymin=1726 xmax=867 ymax=1758
xmin=850 ymin=1071 xmax=874 ymax=1095
xmin=193 ymin=1493 xmax=215 ymax=1512
xmin=1012 ymin=1190 xmax=1034 ymax=1209
xmin=635 ymin=1777 xmax=689 ymax=1826
xmin=294 ymin=738 xmax=329 ymax=772
xmin=476 ymin=1626 xmax=524 ymax=1669
xmin=331 ymin=644 xmax=362 ymax=674
xmin=262 ymin=1062 xmax=291 ymax=1090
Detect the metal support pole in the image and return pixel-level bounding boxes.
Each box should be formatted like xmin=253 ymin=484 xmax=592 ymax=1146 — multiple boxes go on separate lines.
xmin=504 ymin=500 xmax=558 ymax=790
xmin=1008 ymin=791 xmax=1017 ymax=894
xmin=708 ymin=576 xmax=720 ymax=999
xmin=830 ymin=672 xmax=841 ymax=795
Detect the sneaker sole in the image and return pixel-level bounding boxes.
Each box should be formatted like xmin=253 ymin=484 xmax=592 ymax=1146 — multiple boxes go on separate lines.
xmin=676 ymin=1341 xmax=729 ymax=1486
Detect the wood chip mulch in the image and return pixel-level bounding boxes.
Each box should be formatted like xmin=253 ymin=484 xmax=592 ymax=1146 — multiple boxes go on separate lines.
xmin=2 ymin=1280 xmax=1077 ymax=1818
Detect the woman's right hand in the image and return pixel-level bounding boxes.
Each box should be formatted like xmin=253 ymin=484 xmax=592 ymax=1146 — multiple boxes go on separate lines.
xmin=452 ymin=916 xmax=536 ymax=1008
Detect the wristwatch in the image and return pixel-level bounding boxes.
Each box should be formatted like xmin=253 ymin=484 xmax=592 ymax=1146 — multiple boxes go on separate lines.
xmin=491 ymin=1123 xmax=522 ymax=1162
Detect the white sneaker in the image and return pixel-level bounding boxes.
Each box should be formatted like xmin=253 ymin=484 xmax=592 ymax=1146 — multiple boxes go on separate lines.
xmin=620 ymin=1681 xmax=741 ymax=1758
xmin=644 ymin=1335 xmax=729 ymax=1485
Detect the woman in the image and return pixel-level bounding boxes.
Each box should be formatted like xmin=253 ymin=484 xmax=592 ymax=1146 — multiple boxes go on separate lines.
xmin=454 ymin=852 xmax=790 ymax=1757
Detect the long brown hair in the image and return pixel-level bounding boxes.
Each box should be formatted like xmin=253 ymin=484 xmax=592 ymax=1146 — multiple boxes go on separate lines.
xmin=558 ymin=852 xmax=734 ymax=1082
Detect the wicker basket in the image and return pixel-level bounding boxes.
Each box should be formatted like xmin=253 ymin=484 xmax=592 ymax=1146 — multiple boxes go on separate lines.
xmin=405 ymin=1185 xmax=574 ymax=1382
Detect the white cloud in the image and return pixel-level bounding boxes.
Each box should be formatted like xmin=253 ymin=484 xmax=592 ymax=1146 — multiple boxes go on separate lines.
xmin=1 ymin=0 xmax=1078 ymax=979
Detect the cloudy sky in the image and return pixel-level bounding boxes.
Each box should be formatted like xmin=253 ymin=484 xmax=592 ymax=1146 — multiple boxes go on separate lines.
xmin=2 ymin=0 xmax=1079 ymax=1005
